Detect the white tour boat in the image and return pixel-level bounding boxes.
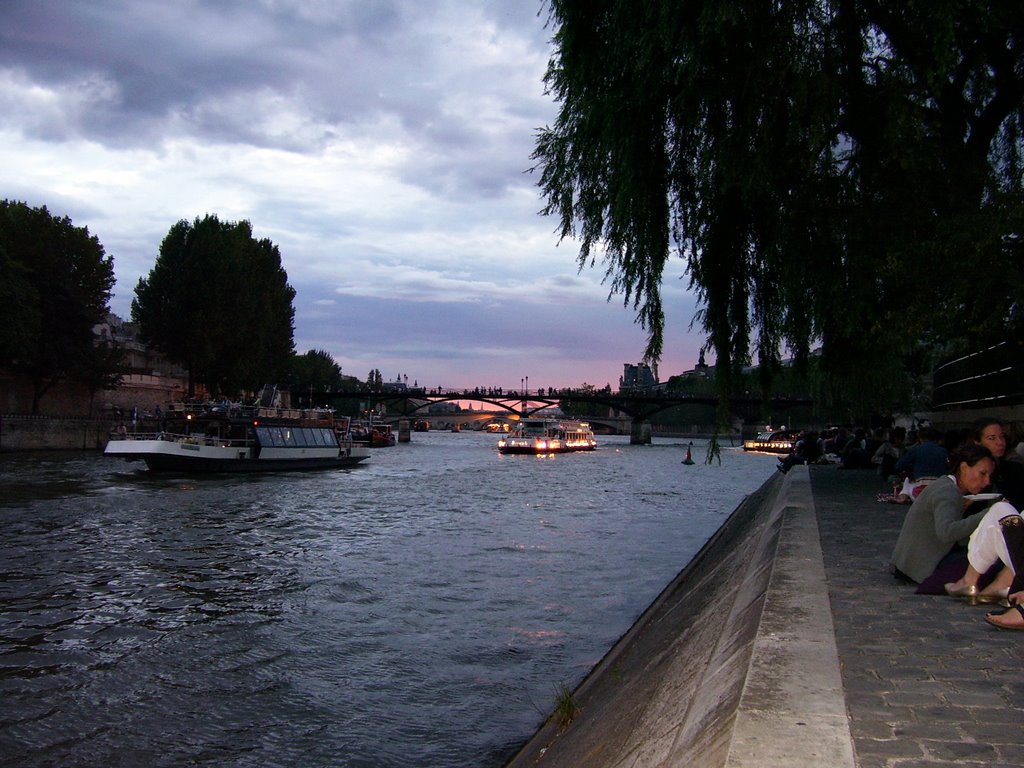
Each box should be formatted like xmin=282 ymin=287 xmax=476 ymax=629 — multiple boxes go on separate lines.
xmin=104 ymin=402 xmax=370 ymax=473
xmin=497 ymin=419 xmax=597 ymax=455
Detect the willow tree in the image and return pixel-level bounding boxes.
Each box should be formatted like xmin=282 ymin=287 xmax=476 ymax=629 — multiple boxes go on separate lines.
xmin=534 ymin=1 xmax=1024 ymax=430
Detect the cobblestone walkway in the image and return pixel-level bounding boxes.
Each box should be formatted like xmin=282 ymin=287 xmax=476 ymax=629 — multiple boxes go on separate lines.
xmin=811 ymin=467 xmax=1024 ymax=768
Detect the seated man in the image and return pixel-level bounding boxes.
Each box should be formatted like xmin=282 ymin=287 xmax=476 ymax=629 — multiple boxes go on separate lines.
xmin=895 ymin=427 xmax=949 ymax=479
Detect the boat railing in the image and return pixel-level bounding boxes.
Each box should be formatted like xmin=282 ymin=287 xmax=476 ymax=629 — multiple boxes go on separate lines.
xmin=161 ymin=402 xmax=335 ymax=423
xmin=112 ymin=430 xmax=255 ymax=448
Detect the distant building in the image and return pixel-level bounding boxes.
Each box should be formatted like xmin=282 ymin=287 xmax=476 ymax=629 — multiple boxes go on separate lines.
xmin=427 ymin=401 xmax=460 ymax=415
xmin=620 ymin=361 xmax=658 ymax=392
xmin=680 ymin=350 xmax=712 ymax=379
xmin=92 ymin=313 xmax=190 ymax=411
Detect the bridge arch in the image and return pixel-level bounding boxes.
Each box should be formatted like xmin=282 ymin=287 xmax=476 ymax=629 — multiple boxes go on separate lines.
xmin=318 ymin=388 xmax=813 ymax=444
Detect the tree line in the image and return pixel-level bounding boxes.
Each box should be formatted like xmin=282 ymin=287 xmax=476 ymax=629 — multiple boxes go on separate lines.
xmin=534 ymin=0 xmax=1024 ymax=425
xmin=0 ymin=203 xmax=353 ymax=413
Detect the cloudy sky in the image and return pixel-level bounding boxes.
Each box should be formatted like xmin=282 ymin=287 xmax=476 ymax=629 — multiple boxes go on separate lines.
xmin=1 ymin=0 xmax=703 ymax=391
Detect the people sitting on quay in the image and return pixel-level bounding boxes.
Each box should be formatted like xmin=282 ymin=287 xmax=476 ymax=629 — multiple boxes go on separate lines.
xmin=822 ymin=427 xmax=849 ymax=456
xmin=890 ymin=442 xmax=995 ymax=588
xmin=970 ymin=416 xmax=1024 ymax=509
xmin=871 ymin=426 xmax=905 ymax=479
xmin=839 ymin=427 xmax=873 ymax=469
xmin=894 ymin=426 xmax=949 ymax=480
xmin=942 ymin=499 xmax=1021 ymax=606
xmin=778 ymin=431 xmax=820 ymax=474
xmin=985 ymin=515 xmax=1024 ymax=631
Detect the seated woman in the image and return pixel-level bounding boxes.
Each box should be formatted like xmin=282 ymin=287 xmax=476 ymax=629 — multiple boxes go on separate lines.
xmin=890 ymin=443 xmax=995 ymax=585
xmin=942 ymin=500 xmax=1021 ymax=604
xmin=940 ymin=418 xmax=1024 ymax=601
xmin=970 ymin=416 xmax=1024 ymax=509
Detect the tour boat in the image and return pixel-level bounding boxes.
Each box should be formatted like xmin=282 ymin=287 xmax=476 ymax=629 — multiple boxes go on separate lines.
xmin=104 ymin=403 xmax=370 ymax=473
xmin=742 ymin=429 xmax=800 ymax=455
xmin=497 ymin=419 xmax=597 ymax=454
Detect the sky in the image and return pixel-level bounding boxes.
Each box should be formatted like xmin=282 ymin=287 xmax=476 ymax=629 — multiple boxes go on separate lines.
xmin=1 ymin=0 xmax=704 ymax=391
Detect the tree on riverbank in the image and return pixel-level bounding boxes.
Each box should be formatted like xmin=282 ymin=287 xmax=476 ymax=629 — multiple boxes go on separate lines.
xmin=533 ymin=1 xmax=1024 ymax=425
xmin=0 ymin=200 xmax=118 ymax=414
xmin=132 ymin=214 xmax=296 ymax=397
xmin=287 ymin=349 xmax=343 ymax=403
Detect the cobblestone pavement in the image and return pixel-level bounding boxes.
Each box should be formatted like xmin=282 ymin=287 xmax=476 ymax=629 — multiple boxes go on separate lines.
xmin=810 ymin=467 xmax=1024 ymax=768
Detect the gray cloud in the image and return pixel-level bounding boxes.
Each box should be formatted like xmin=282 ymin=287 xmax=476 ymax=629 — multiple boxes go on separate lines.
xmin=0 ymin=0 xmax=703 ymax=389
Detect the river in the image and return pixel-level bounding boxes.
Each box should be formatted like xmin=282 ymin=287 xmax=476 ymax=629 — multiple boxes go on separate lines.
xmin=0 ymin=432 xmax=776 ymax=767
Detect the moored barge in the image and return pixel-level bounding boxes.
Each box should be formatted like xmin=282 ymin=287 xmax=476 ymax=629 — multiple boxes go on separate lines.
xmin=104 ymin=402 xmax=370 ymax=472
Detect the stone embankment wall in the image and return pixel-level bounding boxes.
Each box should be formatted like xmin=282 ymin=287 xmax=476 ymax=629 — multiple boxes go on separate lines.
xmin=506 ymin=470 xmax=790 ymax=768
xmin=0 ymin=416 xmax=111 ymax=452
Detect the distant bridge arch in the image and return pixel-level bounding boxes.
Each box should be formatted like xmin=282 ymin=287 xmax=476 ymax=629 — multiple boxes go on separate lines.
xmin=318 ymin=388 xmax=813 ymax=444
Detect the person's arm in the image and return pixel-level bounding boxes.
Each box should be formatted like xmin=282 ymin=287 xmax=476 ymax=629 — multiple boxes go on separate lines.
xmin=932 ymin=489 xmax=987 ymax=544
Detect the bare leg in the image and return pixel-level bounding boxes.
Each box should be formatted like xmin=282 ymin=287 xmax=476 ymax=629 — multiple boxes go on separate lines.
xmin=947 ymin=564 xmax=983 ymax=591
xmin=978 ymin=566 xmax=1014 ymax=599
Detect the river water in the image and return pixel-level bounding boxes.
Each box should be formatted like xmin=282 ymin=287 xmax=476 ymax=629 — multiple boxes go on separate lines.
xmin=0 ymin=432 xmax=776 ymax=767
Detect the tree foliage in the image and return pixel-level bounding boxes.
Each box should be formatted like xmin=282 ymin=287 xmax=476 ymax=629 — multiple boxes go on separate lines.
xmin=534 ymin=1 xmax=1024 ymax=423
xmin=0 ymin=200 xmax=117 ymax=413
xmin=132 ymin=214 xmax=296 ymax=397
xmin=558 ymin=382 xmax=607 ymax=418
xmin=287 ymin=349 xmax=344 ymax=405
xmin=366 ymin=369 xmax=384 ymax=391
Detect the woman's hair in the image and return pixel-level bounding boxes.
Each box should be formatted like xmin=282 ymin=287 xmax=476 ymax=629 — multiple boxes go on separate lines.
xmin=949 ymin=442 xmax=994 ymax=474
xmin=970 ymin=416 xmax=1004 ymax=443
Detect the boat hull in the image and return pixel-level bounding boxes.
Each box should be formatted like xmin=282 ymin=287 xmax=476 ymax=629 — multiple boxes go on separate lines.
xmin=496 ymin=422 xmax=598 ymax=455
xmin=498 ymin=443 xmax=596 ymax=455
xmin=741 ymin=443 xmax=794 ymax=455
xmin=105 ymin=438 xmax=369 ymax=473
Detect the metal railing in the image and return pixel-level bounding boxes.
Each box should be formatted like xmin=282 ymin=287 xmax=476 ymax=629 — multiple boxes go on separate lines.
xmin=932 ymin=339 xmax=1024 ymax=410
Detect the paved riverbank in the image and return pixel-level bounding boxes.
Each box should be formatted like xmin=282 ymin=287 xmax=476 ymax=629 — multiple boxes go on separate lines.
xmin=506 ymin=465 xmax=1024 ymax=767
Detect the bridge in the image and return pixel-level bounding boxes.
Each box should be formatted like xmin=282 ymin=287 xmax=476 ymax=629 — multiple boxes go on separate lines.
xmin=318 ymin=388 xmax=813 ymax=444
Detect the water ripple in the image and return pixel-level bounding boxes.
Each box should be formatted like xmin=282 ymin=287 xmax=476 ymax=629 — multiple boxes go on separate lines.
xmin=0 ymin=437 xmax=773 ymax=766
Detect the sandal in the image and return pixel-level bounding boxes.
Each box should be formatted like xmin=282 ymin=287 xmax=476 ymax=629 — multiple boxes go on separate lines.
xmin=984 ymin=603 xmax=1024 ymax=631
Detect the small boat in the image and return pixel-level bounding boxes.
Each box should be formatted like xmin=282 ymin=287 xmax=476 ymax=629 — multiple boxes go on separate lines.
xmin=742 ymin=429 xmax=800 ymax=455
xmin=497 ymin=419 xmax=597 ymax=455
xmin=104 ymin=402 xmax=370 ymax=472
xmin=350 ymin=421 xmax=397 ymax=447
xmin=414 ymin=419 xmax=430 ymax=432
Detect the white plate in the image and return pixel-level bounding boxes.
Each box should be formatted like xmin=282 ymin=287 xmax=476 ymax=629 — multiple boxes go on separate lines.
xmin=965 ymin=493 xmax=1002 ymax=501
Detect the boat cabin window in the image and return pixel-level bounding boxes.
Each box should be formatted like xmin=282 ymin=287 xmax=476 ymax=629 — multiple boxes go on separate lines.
xmin=521 ymin=420 xmax=550 ymax=434
xmin=254 ymin=426 xmax=337 ymax=448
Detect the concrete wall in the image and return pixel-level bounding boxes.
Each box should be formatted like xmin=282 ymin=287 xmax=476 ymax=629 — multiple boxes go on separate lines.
xmin=0 ymin=369 xmax=187 ymax=419
xmin=505 ymin=471 xmax=789 ymax=768
xmin=0 ymin=415 xmax=110 ymax=452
